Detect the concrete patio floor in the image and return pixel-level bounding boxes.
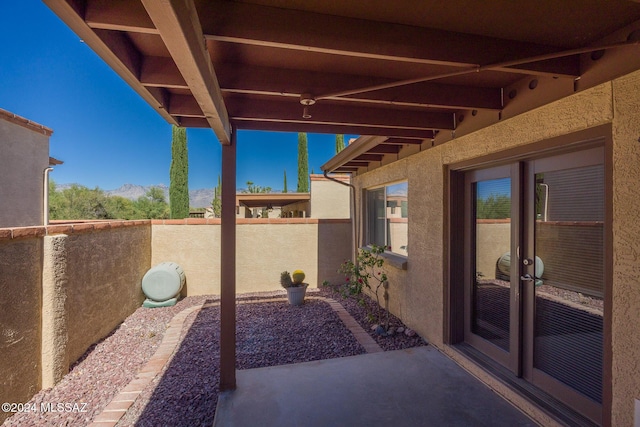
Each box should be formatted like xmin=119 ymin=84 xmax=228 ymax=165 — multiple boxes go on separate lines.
xmin=213 ymin=346 xmax=537 ymax=427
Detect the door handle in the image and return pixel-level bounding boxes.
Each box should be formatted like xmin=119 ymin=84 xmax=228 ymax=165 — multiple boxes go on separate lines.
xmin=520 ymin=274 xmax=534 ymax=282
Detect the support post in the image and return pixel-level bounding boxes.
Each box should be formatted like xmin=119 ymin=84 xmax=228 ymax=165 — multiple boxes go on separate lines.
xmin=220 ymin=129 xmax=237 ymax=390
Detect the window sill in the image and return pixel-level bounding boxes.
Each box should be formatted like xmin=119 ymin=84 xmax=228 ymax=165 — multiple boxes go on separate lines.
xmin=360 ymin=246 xmax=408 ymax=270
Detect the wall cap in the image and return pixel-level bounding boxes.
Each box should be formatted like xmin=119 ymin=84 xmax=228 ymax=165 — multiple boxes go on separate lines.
xmin=0 ymin=220 xmax=151 ymax=241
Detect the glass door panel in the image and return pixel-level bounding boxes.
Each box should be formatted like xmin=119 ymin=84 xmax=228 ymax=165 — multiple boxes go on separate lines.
xmin=472 ymin=178 xmax=512 ymax=352
xmin=533 ymin=164 xmax=605 ymax=404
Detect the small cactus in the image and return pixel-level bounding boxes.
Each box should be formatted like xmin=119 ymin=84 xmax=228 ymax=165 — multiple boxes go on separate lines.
xmin=292 ymin=269 xmax=306 ymax=284
xmin=280 ymin=271 xmax=293 ymax=288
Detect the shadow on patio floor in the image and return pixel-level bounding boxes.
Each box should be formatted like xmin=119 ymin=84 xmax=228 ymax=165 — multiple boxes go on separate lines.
xmin=214 ymin=346 xmax=536 ymax=427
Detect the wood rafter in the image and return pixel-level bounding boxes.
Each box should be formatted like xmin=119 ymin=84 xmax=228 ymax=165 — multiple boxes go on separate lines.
xmin=197 ymin=1 xmax=579 ymax=78
xmin=232 ymin=121 xmax=436 ymax=139
xmin=224 ymin=96 xmax=454 ymax=131
xmin=45 ymin=0 xmax=640 ymax=144
xmin=141 ymin=0 xmax=231 ymax=144
xmin=42 ymin=0 xmax=178 ymax=126
xmin=215 ymin=64 xmax=503 ymax=111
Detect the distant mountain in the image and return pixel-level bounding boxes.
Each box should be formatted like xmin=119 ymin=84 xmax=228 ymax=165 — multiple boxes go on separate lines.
xmin=107 ymin=184 xmax=214 ymax=208
xmin=189 ymin=188 xmax=215 ymax=208
xmin=55 ymin=183 xmax=286 ymax=208
xmin=106 ymin=183 xmax=167 ymax=201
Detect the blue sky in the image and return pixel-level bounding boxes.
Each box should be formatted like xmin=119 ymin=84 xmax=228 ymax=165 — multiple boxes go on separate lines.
xmin=0 ymin=1 xmax=356 ymax=192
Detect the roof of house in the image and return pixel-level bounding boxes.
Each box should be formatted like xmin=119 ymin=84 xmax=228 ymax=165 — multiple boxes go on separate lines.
xmin=0 ymin=108 xmax=53 ymax=136
xmin=236 ymin=192 xmax=310 ymax=209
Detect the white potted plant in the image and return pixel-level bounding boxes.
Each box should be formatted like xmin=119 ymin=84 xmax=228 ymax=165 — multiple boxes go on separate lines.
xmin=280 ymin=270 xmax=308 ymax=306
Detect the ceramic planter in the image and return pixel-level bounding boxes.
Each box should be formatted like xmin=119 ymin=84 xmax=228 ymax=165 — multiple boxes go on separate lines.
xmin=285 ymin=284 xmax=308 ymax=306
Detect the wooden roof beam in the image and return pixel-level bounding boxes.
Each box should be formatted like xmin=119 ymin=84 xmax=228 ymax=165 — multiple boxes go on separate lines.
xmin=344 ymin=161 xmax=371 ymax=167
xmin=141 ymin=0 xmax=231 ymax=144
xmin=225 ymin=96 xmax=454 ymax=131
xmin=233 ymin=120 xmax=436 ymax=139
xmin=42 ymin=0 xmax=178 ymax=126
xmin=85 ymin=0 xmax=157 ymax=34
xmin=199 ymin=1 xmax=579 ymax=77
xmin=140 ymin=56 xmax=188 ymax=89
xmin=384 ymin=138 xmax=424 ymax=145
xmin=367 ymin=144 xmax=402 ymax=154
xmin=216 ymin=64 xmax=503 ymax=110
xmin=354 ymin=154 xmax=384 ymax=161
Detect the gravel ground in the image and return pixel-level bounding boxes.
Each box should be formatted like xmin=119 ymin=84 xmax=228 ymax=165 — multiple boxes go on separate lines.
xmin=3 ymin=296 xmax=209 ymax=427
xmin=3 ymin=290 xmax=426 ymax=427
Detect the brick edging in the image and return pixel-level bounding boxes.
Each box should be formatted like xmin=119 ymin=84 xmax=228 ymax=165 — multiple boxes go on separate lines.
xmin=89 ymin=303 xmax=204 ymax=427
xmin=89 ymin=296 xmax=380 ymax=426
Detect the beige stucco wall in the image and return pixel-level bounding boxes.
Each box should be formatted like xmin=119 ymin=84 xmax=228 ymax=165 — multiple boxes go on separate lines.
xmin=352 ymin=71 xmax=640 ymax=425
xmin=610 ymin=69 xmax=640 ymax=427
xmin=317 ymin=220 xmax=353 ymax=286
xmin=310 ymin=175 xmax=351 ymax=219
xmin=0 ymin=237 xmax=43 ymax=424
xmin=151 ymin=223 xmax=221 ymax=296
xmin=236 ymin=223 xmax=318 ymax=292
xmin=0 ymin=116 xmax=50 ymax=227
xmin=0 ymin=221 xmax=150 ymax=424
xmin=151 ymin=219 xmax=352 ymax=295
xmin=476 ymin=222 xmax=511 ymax=280
xmin=63 ymin=225 xmax=150 ymax=364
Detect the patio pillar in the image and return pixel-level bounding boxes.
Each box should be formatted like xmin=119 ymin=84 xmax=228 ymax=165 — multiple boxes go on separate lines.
xmin=220 ymin=129 xmax=236 ymax=390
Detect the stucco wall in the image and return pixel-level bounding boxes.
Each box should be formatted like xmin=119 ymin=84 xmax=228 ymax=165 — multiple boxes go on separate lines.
xmin=351 ymin=72 xmax=640 ymax=425
xmin=317 ymin=220 xmax=353 ymax=286
xmin=310 ymin=175 xmax=351 ymax=219
xmin=0 ymin=237 xmax=43 ymax=424
xmin=151 ymin=219 xmax=352 ymax=295
xmin=0 ymin=220 xmax=150 ymax=424
xmin=610 ymin=69 xmax=640 ymax=427
xmin=476 ymin=222 xmax=511 ymax=280
xmin=0 ymin=115 xmax=50 ymax=228
xmin=62 ymin=225 xmax=150 ymax=364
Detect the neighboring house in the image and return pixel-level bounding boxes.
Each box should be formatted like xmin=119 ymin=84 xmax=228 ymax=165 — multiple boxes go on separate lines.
xmin=205 ymin=174 xmax=350 ymax=219
xmin=0 ymin=108 xmax=58 ymax=228
xmin=309 ymin=174 xmax=350 ymax=219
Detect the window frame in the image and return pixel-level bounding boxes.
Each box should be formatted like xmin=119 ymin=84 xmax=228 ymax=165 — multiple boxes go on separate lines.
xmin=364 ymin=180 xmax=408 ymax=258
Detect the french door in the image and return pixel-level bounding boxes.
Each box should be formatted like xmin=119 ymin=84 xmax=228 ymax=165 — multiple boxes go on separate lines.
xmin=462 ymin=146 xmax=605 ymax=424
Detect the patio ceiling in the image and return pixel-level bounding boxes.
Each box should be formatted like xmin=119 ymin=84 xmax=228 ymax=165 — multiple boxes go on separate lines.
xmin=44 ymin=0 xmax=640 ymax=159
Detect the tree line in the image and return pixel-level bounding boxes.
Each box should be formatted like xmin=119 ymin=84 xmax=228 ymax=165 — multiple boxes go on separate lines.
xmin=48 ymin=180 xmax=170 ymax=220
xmin=49 ymin=130 xmax=348 ymax=221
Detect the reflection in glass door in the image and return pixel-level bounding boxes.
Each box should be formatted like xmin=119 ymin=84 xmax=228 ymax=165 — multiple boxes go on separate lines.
xmin=460 ymin=146 xmax=606 ymax=423
xmin=472 ymin=178 xmax=512 ymax=352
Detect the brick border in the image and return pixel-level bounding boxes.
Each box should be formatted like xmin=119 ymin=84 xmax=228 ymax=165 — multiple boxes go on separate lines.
xmin=89 ymin=296 xmax=380 ymax=426
xmin=89 ymin=304 xmax=203 ymax=427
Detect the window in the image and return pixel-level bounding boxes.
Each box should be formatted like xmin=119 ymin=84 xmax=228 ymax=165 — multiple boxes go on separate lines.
xmin=365 ymin=182 xmax=408 ymax=256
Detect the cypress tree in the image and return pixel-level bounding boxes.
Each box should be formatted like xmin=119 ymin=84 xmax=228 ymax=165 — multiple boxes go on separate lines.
xmin=169 ymin=125 xmax=189 ymax=218
xmin=297 ymin=132 xmax=309 ymax=192
xmin=212 ymin=174 xmax=221 ymax=217
xmin=335 ymin=134 xmax=345 ymax=153
xmin=283 ymin=170 xmax=288 ymax=193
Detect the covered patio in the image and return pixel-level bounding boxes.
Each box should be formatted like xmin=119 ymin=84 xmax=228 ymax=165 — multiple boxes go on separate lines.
xmin=213 ymin=346 xmax=535 ymax=427
xmin=39 ymin=1 xmax=640 ymax=426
